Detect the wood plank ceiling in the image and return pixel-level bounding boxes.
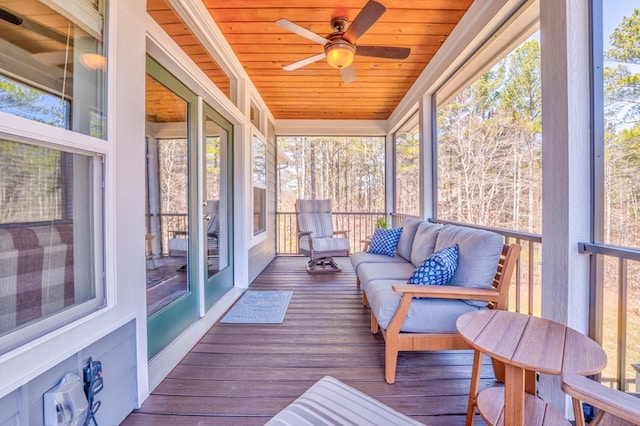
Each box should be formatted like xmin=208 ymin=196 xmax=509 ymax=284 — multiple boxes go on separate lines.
xmin=149 ymin=0 xmax=474 ymax=121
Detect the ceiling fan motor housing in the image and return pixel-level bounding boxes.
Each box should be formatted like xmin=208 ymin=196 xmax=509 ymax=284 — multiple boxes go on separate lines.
xmin=331 ymin=17 xmax=349 ymax=32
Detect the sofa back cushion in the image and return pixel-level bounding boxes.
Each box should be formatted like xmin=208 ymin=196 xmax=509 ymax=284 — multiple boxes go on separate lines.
xmin=410 ymin=221 xmax=443 ymax=267
xmin=395 ymin=218 xmax=422 ymax=261
xmin=434 ymin=225 xmax=503 ymax=291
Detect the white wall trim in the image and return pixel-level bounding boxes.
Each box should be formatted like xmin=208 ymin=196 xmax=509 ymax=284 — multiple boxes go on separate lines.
xmin=276 ymin=119 xmax=387 ymax=136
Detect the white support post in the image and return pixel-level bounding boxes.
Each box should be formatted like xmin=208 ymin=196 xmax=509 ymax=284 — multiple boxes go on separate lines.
xmin=539 ymin=0 xmax=592 ymax=416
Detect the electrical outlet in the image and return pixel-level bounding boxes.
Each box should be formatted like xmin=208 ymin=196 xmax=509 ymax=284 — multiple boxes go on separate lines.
xmin=44 ymin=373 xmax=89 ymax=426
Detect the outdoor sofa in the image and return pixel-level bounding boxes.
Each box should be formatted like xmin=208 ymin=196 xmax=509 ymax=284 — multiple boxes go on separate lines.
xmin=351 ymin=218 xmax=521 ymax=383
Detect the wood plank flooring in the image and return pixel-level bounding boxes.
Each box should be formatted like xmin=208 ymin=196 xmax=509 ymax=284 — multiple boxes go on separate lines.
xmin=123 ymin=257 xmax=495 ymax=425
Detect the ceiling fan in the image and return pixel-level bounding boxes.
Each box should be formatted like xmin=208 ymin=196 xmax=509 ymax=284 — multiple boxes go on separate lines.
xmin=275 ymin=0 xmax=410 ymax=83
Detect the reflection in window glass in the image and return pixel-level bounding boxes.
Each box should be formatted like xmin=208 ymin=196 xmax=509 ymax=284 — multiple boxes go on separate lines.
xmin=145 ymin=73 xmax=190 ymax=317
xmin=437 ymin=34 xmax=542 ymax=233
xmin=253 ymin=136 xmax=266 ymax=186
xmin=0 ymin=0 xmax=107 ymax=139
xmin=252 ymin=136 xmax=266 ymax=236
xmin=147 ymin=0 xmax=236 ymax=104
xmin=0 ymin=138 xmax=99 ymax=353
xmin=394 ymin=114 xmax=420 ymax=217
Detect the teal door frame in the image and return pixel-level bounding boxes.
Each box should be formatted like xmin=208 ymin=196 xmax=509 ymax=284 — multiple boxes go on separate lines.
xmin=146 ymin=56 xmax=200 ymax=359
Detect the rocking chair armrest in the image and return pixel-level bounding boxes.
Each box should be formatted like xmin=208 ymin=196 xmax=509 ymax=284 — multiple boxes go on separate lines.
xmin=298 ymin=231 xmax=315 ymax=252
xmin=391 ymin=284 xmax=501 ymax=303
xmin=333 ymin=230 xmax=350 ymax=237
xmin=562 ymin=373 xmax=640 ymax=425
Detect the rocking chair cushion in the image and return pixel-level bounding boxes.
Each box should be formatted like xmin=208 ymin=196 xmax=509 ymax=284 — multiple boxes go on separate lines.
xmin=299 ymin=236 xmax=350 ymax=253
xmin=407 ymin=244 xmax=458 ymax=285
xmin=368 ymin=227 xmax=403 ymax=257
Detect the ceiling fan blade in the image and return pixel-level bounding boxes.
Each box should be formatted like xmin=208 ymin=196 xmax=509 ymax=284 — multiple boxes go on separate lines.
xmin=340 ymin=65 xmax=357 ymax=83
xmin=275 ymin=18 xmax=329 ymax=46
xmin=283 ymin=52 xmax=326 ymax=71
xmin=343 ymin=0 xmax=386 ymax=44
xmin=356 ymin=45 xmax=411 ymax=59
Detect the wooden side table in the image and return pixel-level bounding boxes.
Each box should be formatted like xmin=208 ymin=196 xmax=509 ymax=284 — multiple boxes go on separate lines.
xmin=456 ymin=309 xmax=607 ymax=426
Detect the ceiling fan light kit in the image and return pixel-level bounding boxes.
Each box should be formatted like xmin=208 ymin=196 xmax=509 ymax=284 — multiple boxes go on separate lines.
xmin=275 ymin=0 xmax=410 ymax=83
xmin=325 ymin=40 xmax=355 ymax=69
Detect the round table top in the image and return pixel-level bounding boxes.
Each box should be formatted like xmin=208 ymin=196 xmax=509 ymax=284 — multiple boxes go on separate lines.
xmin=456 ymin=309 xmax=607 ymax=375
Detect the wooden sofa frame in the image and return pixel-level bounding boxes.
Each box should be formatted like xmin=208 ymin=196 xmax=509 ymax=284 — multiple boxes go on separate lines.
xmin=366 ymin=243 xmax=521 ymax=384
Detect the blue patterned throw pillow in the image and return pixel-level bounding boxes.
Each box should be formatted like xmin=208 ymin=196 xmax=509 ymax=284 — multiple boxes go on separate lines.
xmin=407 ymin=244 xmax=459 ymax=285
xmin=367 ymin=227 xmax=403 ymax=257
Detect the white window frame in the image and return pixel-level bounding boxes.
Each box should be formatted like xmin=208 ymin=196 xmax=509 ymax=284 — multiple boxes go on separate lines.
xmin=0 ymin=116 xmax=106 ymax=355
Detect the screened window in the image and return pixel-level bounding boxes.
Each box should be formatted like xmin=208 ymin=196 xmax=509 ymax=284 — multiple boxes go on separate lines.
xmin=435 ymin=3 xmax=541 ymax=233
xmin=394 ymin=113 xmax=420 ymax=217
xmin=600 ymin=3 xmax=640 ymax=248
xmin=0 ymin=138 xmax=103 ymax=354
xmin=0 ymin=0 xmax=107 ymax=139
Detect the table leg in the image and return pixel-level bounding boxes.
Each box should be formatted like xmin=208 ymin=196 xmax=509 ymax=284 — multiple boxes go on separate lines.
xmin=525 ymin=369 xmax=536 ymax=395
xmin=504 ymin=364 xmax=525 ymax=426
xmin=465 ymin=350 xmax=483 ymax=426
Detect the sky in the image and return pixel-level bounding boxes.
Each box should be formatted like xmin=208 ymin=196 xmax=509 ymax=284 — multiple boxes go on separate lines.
xmin=603 ymin=1 xmax=639 ymax=49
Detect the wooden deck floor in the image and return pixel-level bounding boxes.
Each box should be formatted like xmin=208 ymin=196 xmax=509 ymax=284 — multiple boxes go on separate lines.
xmin=123 ymin=257 xmax=495 ymax=425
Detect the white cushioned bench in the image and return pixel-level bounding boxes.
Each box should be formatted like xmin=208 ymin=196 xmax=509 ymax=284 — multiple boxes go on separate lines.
xmin=267 ymin=376 xmax=424 ymax=425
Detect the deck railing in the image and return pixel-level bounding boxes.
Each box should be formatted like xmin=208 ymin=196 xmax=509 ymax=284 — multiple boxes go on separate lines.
xmin=276 ymin=211 xmax=386 ymax=255
xmin=147 ymin=213 xmax=188 ymax=257
xmin=277 ymin=212 xmax=544 ymax=315
xmin=579 ymin=242 xmax=640 ymax=391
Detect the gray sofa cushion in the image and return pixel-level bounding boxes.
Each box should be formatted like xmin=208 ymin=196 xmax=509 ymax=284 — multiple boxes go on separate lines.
xmin=350 ymin=251 xmax=407 ymax=275
xmin=365 ymin=279 xmax=481 ymax=332
xmin=358 ymin=262 xmax=417 ymax=291
xmin=410 ymin=221 xmax=443 ymax=267
xmin=396 ymin=218 xmax=422 ymax=261
xmin=434 ymin=225 xmax=503 ymax=290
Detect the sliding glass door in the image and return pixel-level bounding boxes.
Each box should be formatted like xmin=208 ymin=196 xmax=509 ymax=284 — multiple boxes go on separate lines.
xmin=145 ymin=57 xmax=199 ymax=358
xmin=202 ymin=103 xmax=233 ymax=309
xmin=144 ymin=58 xmax=235 ymax=358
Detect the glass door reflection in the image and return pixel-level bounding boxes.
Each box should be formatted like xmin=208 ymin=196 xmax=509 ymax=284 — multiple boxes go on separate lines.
xmin=202 ymin=103 xmax=233 ymax=308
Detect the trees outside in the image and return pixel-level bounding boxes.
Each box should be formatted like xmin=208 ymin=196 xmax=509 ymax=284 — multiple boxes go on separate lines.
xmin=0 ymin=140 xmax=64 ymax=224
xmin=277 ymin=136 xmax=385 ymax=213
xmin=603 ymin=7 xmax=640 ymax=248
xmin=394 ymin=122 xmax=420 ymax=216
xmin=436 ymin=37 xmax=542 ymax=234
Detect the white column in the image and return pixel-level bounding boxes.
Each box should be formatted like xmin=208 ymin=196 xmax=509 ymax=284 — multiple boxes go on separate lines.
xmin=539 ymin=0 xmax=591 ymax=415
xmin=419 ymin=93 xmax=435 ymax=219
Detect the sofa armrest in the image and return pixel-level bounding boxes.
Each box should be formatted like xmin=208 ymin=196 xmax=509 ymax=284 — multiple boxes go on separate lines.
xmin=385 ymin=284 xmax=503 ymax=340
xmin=392 ymin=284 xmax=502 ymax=304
